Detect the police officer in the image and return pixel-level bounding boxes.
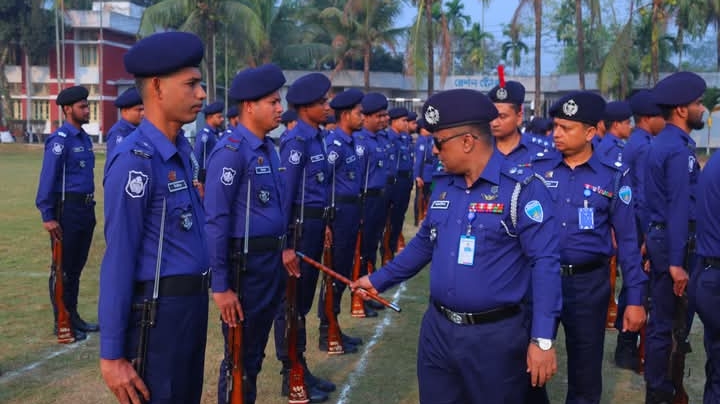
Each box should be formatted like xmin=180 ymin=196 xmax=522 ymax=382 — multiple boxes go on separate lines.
xmin=281 ymin=109 xmax=298 ymax=132
xmin=488 ymin=80 xmax=544 ymax=163
xmin=613 ymin=90 xmax=665 ymax=369
xmin=413 ymin=118 xmax=437 ymax=226
xmin=317 ymin=89 xmax=365 ymax=352
xmin=596 ymin=101 xmax=633 ymax=166
xmin=644 ymin=71 xmax=706 ymax=403
xmin=194 ymin=101 xmax=224 ymax=183
xmin=99 ymin=31 xmax=209 ymax=404
xmin=323 ymin=115 xmax=337 ymax=133
xmin=273 ymin=72 xmax=335 ymax=402
xmin=106 ymin=87 xmax=143 ymax=156
xmin=407 ymin=111 xmax=418 ymax=135
xmin=531 ymin=91 xmax=647 ymax=404
xmin=224 ymin=105 xmax=239 ymax=137
xmin=36 ymin=85 xmax=99 ymax=341
xmin=203 ymin=63 xmax=300 ymax=404
xmin=690 ymin=146 xmax=720 ymax=404
xmin=353 ymin=88 xmax=562 ymax=403
xmin=385 ymin=107 xmax=414 ymax=260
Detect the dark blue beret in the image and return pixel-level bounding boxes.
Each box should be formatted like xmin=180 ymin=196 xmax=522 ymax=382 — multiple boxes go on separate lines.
xmin=407 ymin=111 xmax=417 ymax=121
xmin=230 ymin=64 xmax=286 ymax=102
xmin=416 ymin=118 xmax=426 ymax=130
xmin=114 ymin=87 xmax=142 ymax=108
xmin=226 ymin=105 xmax=239 ymax=118
xmin=361 ymin=93 xmax=388 ymax=115
xmin=56 ymin=86 xmax=88 ymax=106
xmin=325 ymin=115 xmax=336 ymax=124
xmin=603 ymin=101 xmax=632 ymax=122
xmin=422 ymin=89 xmax=498 ymax=132
xmin=281 ymin=110 xmax=297 ymax=124
xmin=330 ymin=89 xmax=364 ymax=110
xmin=124 ymin=31 xmax=204 ymax=77
xmin=203 ymin=101 xmax=224 ymax=115
xmin=538 ymin=118 xmax=554 ymax=132
xmin=549 ymin=91 xmax=606 ymax=126
xmin=488 ymin=80 xmax=525 ymax=105
xmin=629 ymin=90 xmax=662 ymax=116
xmin=286 ymin=73 xmax=331 ymax=105
xmin=652 ymin=71 xmax=706 ymax=106
xmin=388 ymin=107 xmax=409 ymax=120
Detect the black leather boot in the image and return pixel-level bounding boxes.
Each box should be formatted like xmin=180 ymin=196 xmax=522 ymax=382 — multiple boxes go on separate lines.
xmin=71 ymin=311 xmax=99 ymax=332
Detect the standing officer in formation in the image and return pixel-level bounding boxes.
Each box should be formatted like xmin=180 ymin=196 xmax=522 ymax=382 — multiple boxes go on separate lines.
xmin=596 ymin=101 xmax=633 ymax=166
xmin=274 ymin=72 xmax=335 ymax=402
xmin=281 ymin=110 xmax=298 ymax=133
xmin=531 ymin=91 xmax=647 ymax=404
xmin=385 ymin=107 xmax=414 ymax=261
xmin=203 ymin=63 xmax=299 ymax=404
xmin=224 ymin=105 xmax=239 ymax=136
xmin=407 ymin=111 xmax=418 ymax=136
xmin=644 ymin=71 xmax=706 ymax=403
xmin=354 ymin=88 xmax=562 ymax=403
xmin=317 ymin=88 xmax=366 ymax=353
xmin=194 ymin=101 xmax=224 ymax=184
xmin=99 ymin=31 xmax=209 ymax=404
xmin=487 ymin=80 xmax=544 ymax=163
xmin=106 ymin=86 xmax=144 ymax=156
xmin=413 ymin=118 xmax=437 ymax=226
xmin=36 ymin=85 xmax=99 ymax=341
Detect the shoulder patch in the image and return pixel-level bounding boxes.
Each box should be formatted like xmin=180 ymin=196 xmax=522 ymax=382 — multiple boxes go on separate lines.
xmin=125 ymin=170 xmax=149 ymax=198
xmin=524 ymin=200 xmax=544 ymax=223
xmin=288 ymin=150 xmax=302 ymax=165
xmin=51 ymin=142 xmax=64 ymax=155
xmin=618 ymin=185 xmax=632 ymax=205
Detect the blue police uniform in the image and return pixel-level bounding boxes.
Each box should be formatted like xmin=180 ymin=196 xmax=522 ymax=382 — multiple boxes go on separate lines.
xmin=204 ymin=64 xmax=288 ymax=404
xmin=194 ymin=101 xmax=224 ymax=183
xmin=385 ymin=108 xmax=415 ymax=257
xmin=369 ymin=89 xmax=561 ymax=404
xmin=413 ymin=130 xmax=437 ymax=222
xmin=36 ymin=98 xmax=97 ymax=333
xmin=106 ymin=87 xmax=142 ymax=156
xmin=98 ymin=31 xmax=209 ymax=404
xmin=691 ymin=151 xmax=720 ymax=403
xmin=595 ymin=101 xmax=633 ymax=166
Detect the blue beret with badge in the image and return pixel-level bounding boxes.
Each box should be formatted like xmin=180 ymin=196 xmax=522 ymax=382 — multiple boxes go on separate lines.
xmin=603 ymin=101 xmax=632 ymax=122
xmin=56 ymin=85 xmax=89 ymax=106
xmin=229 ymin=63 xmax=286 ymax=102
xmin=421 ymin=89 xmax=498 ymax=132
xmin=281 ymin=110 xmax=298 ymax=124
xmin=629 ymin=90 xmax=661 ymax=117
xmin=286 ymin=73 xmax=331 ymax=106
xmin=124 ymin=31 xmax=204 ymax=77
xmin=226 ymin=105 xmax=239 ymax=118
xmin=203 ymin=101 xmax=224 ymax=115
xmin=549 ymin=91 xmax=606 ymax=126
xmin=114 ymin=87 xmax=142 ymax=108
xmin=325 ymin=115 xmax=336 ymax=124
xmin=330 ymin=88 xmax=364 ymax=110
xmin=408 ymin=111 xmax=417 ymax=121
xmin=361 ymin=93 xmax=388 ymax=115
xmin=488 ymin=80 xmax=525 ymax=105
xmin=652 ymin=71 xmax=706 ymax=106
xmin=388 ymin=107 xmax=409 ymax=120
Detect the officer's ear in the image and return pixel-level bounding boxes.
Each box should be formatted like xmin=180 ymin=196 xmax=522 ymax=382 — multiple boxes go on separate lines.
xmin=584 ymin=123 xmax=597 ymax=142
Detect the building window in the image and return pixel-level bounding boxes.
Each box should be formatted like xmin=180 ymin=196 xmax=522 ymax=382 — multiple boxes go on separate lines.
xmin=79 ymin=45 xmax=98 ymax=66
xmin=76 ymin=30 xmax=98 ymax=41
xmin=10 ymin=100 xmax=22 ymax=120
xmin=31 ymin=53 xmax=49 ymax=66
xmin=84 ymin=84 xmax=99 ymax=95
xmin=31 ymin=83 xmax=49 ymax=95
xmin=31 ymin=100 xmax=49 ymax=120
xmin=88 ymin=101 xmax=99 ymax=122
xmin=8 ymin=83 xmax=22 ymax=95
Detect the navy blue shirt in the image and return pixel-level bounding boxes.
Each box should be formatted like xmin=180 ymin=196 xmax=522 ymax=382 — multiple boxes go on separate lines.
xmin=204 ymin=124 xmax=286 ymax=292
xmin=326 ymin=128 xmax=362 ymax=198
xmin=354 ymin=128 xmax=388 ymax=190
xmin=532 ymin=153 xmax=647 ymax=305
xmin=595 ymin=132 xmax=627 ymax=167
xmin=99 ymin=119 xmax=208 ymax=359
xmin=497 ymin=132 xmax=547 ymax=164
xmin=624 ymin=127 xmax=653 ymax=232
xmin=36 ymin=122 xmax=96 ymax=222
xmin=106 ymin=118 xmax=136 ymax=156
xmin=413 ymin=135 xmax=437 ymax=183
xmin=389 ymin=129 xmax=414 ymax=172
xmin=193 ymin=124 xmax=221 ymax=170
xmin=696 ymin=151 xmax=720 ymax=258
xmin=645 ymin=123 xmax=700 ymax=267
xmin=378 ymin=129 xmax=398 ymax=179
xmin=370 ymin=152 xmax=562 ymax=338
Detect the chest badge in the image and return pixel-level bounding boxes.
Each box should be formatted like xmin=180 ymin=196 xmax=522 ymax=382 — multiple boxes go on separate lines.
xmin=258 ymin=189 xmax=271 ymax=204
xmin=168 ymin=170 xmax=177 ymax=181
xmin=180 ymin=212 xmax=193 ymax=230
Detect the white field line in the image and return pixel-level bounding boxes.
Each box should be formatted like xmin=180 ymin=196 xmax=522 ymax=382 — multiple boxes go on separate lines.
xmin=0 ymin=335 xmax=91 ymax=384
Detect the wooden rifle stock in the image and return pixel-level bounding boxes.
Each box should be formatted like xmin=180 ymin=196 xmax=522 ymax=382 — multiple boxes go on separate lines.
xmin=381 ymin=213 xmax=392 ymax=266
xmin=419 ymin=187 xmax=429 ymax=222
xmin=606 ymin=255 xmax=618 ymax=329
xmin=397 ymin=233 xmax=406 ymax=253
xmin=227 ymin=324 xmax=244 ymax=404
xmin=322 ymin=239 xmax=343 ymax=355
xmin=670 ymin=294 xmax=690 ymax=404
xmin=52 ymin=237 xmax=74 ymax=344
xmin=351 ymin=230 xmax=366 ymax=318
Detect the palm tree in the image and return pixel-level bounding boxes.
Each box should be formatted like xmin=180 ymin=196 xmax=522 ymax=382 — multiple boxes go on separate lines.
xmin=460 ymin=23 xmax=494 ymax=74
xmin=501 ymin=26 xmax=529 ymax=75
xmin=510 ymin=0 xmax=542 ymax=115
xmin=444 ymin=0 xmax=471 ymax=74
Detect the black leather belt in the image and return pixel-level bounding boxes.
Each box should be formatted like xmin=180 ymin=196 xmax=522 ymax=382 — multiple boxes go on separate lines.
xmin=386 ymin=176 xmax=397 ymax=185
xmin=397 ymin=170 xmax=412 ymax=179
xmin=560 ymin=259 xmax=607 ymax=276
xmin=649 ymin=221 xmax=696 ymax=232
xmin=336 ymin=194 xmax=360 ymax=204
xmin=231 ymin=235 xmax=286 ymax=254
xmin=63 ymin=192 xmax=94 ymax=204
xmin=365 ymin=188 xmax=384 ymax=198
xmin=292 ymin=205 xmax=327 ymax=220
xmin=433 ymin=301 xmax=521 ymax=325
xmin=704 ymin=257 xmax=720 ymax=268
xmin=134 ymin=273 xmax=209 ymax=297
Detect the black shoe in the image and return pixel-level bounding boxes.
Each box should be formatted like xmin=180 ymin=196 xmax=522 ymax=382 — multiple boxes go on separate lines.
xmin=71 ymin=312 xmax=99 ymax=333
xmin=363 ymin=303 xmax=378 ymax=317
xmin=304 ymin=366 xmax=336 ymax=393
xmin=614 ymin=332 xmax=639 ymax=370
xmin=366 ymin=300 xmax=385 ymax=311
xmin=341 ymin=332 xmax=363 ymax=346
xmin=645 ymin=388 xmax=673 ymax=404
xmin=318 ymin=338 xmax=359 ymax=354
xmin=53 ymin=325 xmax=88 ymax=342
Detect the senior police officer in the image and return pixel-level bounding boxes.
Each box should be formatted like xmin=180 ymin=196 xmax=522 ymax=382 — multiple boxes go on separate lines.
xmin=204 ymin=63 xmax=301 ymax=404
xmin=644 ymin=71 xmax=706 ymax=404
xmin=384 ymin=107 xmax=414 ymax=260
xmin=194 ymin=101 xmax=224 ymax=183
xmin=596 ymin=101 xmax=633 ymax=166
xmin=273 ymin=72 xmax=335 ymax=402
xmin=488 ymin=80 xmax=545 ymax=163
xmin=36 ymin=85 xmax=99 ymax=341
xmin=353 ymin=88 xmax=562 ymax=403
xmin=531 ymin=92 xmax=647 ymax=404
xmin=106 ymin=87 xmax=143 ymax=156
xmin=413 ymin=118 xmax=437 ymax=226
xmin=317 ymin=89 xmax=365 ymax=352
xmin=99 ymin=31 xmax=209 ymax=404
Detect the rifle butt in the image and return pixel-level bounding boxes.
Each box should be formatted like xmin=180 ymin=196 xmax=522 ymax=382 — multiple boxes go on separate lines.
xmin=228 ymin=325 xmax=244 ymax=404
xmin=52 ymin=238 xmax=75 ymax=344
xmin=606 ymin=255 xmax=618 ymax=329
xmin=288 ymin=364 xmax=310 ymax=404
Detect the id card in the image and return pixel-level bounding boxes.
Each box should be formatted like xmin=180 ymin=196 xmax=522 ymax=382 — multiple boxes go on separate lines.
xmin=457 ymin=235 xmax=476 ymax=266
xmin=578 ymin=207 xmax=595 ymax=230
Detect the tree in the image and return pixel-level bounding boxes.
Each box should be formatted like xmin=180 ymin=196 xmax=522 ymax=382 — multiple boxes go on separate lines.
xmin=501 ymin=26 xmax=529 ymax=75
xmin=444 ymin=0 xmax=471 ymax=74
xmin=458 ymin=23 xmax=495 ymax=74
xmin=510 ymin=0 xmax=542 ymax=116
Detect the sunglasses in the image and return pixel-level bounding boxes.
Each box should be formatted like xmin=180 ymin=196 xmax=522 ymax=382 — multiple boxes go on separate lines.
xmin=433 ymin=132 xmax=471 ymax=150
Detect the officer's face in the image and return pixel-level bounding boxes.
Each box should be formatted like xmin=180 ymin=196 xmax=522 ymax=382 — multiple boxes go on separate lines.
xmin=612 ymin=118 xmax=632 ymax=139
xmin=346 ymin=105 xmax=364 ymax=131
xmin=208 ymin=112 xmax=224 ymax=128
xmin=392 ymin=117 xmax=408 ymax=133
xmin=66 ymin=100 xmax=90 ymax=125
xmin=250 ymin=91 xmax=283 ymax=132
xmin=363 ymin=111 xmax=383 ymax=132
xmin=432 ymin=128 xmax=476 ymax=173
xmin=648 ymin=115 xmax=665 ymax=135
xmin=156 ymin=67 xmax=206 ymax=124
xmin=685 ymin=98 xmax=706 ymax=131
xmin=379 ymin=111 xmax=390 ymax=129
xmin=552 ymin=118 xmax=595 ymax=154
xmin=124 ymin=104 xmax=144 ymax=126
xmin=490 ymin=103 xmax=522 ymax=139
xmin=408 ymin=120 xmax=418 ymax=133
xmin=305 ymin=96 xmax=330 ymax=126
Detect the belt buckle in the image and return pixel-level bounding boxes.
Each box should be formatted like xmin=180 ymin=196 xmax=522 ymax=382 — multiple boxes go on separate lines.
xmin=448 ymin=311 xmax=463 ymax=325
xmin=85 ymin=193 xmax=93 ymax=204
xmin=561 ymin=265 xmax=574 ymax=276
xmin=278 ymin=234 xmax=287 ymax=249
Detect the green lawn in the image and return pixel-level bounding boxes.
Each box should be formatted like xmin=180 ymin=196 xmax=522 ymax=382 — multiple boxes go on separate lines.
xmin=0 ymin=144 xmax=706 ymax=403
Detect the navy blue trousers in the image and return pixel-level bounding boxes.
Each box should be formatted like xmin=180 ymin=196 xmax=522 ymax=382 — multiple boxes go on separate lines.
xmin=691 ymin=259 xmax=720 ymax=403
xmin=387 ymin=176 xmax=413 ymax=255
xmin=125 ymin=294 xmax=208 ymax=404
xmin=362 ymin=194 xmax=387 ymax=270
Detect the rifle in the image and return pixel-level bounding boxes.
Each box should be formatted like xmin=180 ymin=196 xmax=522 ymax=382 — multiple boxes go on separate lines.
xmin=351 ymin=150 xmax=372 ymax=317
xmin=296 ymin=252 xmax=401 ymax=313
xmin=286 ymin=169 xmax=309 ymax=403
xmin=606 ymin=255 xmax=618 ymax=329
xmin=668 ymin=233 xmax=695 ymax=404
xmin=52 ymin=162 xmax=74 ymax=344
xmin=322 ymin=162 xmax=343 ymax=355
xmin=225 ymin=179 xmax=251 ymax=404
xmin=381 ymin=214 xmax=392 ymax=266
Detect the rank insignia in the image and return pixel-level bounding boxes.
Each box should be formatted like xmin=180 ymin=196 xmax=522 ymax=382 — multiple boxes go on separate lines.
xmin=258 ymin=156 xmax=264 ymax=165
xmin=439 ymin=192 xmax=447 ymax=200
xmin=544 ymin=171 xmax=553 ymax=179
xmin=469 ymin=203 xmax=504 ymax=213
xmin=481 ymin=193 xmax=498 ymax=201
xmin=168 ymin=170 xmax=177 ymax=181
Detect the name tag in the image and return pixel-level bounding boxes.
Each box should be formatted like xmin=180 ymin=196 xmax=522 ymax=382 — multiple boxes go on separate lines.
xmin=255 ymin=166 xmax=271 ymax=175
xmin=345 ymin=155 xmax=356 ymax=164
xmin=168 ymin=180 xmax=188 ymax=193
xmin=72 ymin=146 xmax=85 ymax=152
xmin=544 ymin=180 xmax=559 ymax=188
xmin=430 ymin=200 xmax=450 ymax=210
xmin=457 ymin=235 xmax=475 ymax=266
xmin=310 ymin=154 xmax=325 ymax=163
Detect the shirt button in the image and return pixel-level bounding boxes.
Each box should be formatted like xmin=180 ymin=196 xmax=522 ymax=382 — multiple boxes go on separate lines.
xmin=562 ymin=222 xmax=567 ymax=227
xmin=566 ymin=198 xmax=571 ymax=203
xmin=457 ymin=219 xmax=462 ymax=224
xmin=465 ymin=189 xmax=470 ymax=194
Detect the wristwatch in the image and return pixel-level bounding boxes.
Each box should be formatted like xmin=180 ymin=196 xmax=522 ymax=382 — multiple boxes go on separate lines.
xmin=531 ymin=338 xmax=554 ymax=351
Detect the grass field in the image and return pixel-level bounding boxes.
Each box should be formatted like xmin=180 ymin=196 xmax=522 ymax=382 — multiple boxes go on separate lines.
xmin=0 ymin=143 xmax=707 ymax=404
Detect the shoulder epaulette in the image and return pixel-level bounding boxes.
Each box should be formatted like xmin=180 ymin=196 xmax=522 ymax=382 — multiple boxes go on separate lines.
xmin=333 ymin=139 xmax=342 ymax=147
xmin=224 ymin=144 xmax=238 ymax=151
xmin=132 ymin=149 xmax=152 ymax=159
xmin=131 ymin=138 xmax=155 ymax=159
xmin=57 ymin=131 xmax=67 ymax=138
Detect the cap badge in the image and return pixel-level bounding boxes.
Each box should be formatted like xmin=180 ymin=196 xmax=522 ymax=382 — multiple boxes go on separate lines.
xmin=425 ymin=105 xmax=440 ymax=125
xmin=496 ymin=87 xmax=508 ymax=100
xmin=563 ymin=99 xmax=578 ymax=116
